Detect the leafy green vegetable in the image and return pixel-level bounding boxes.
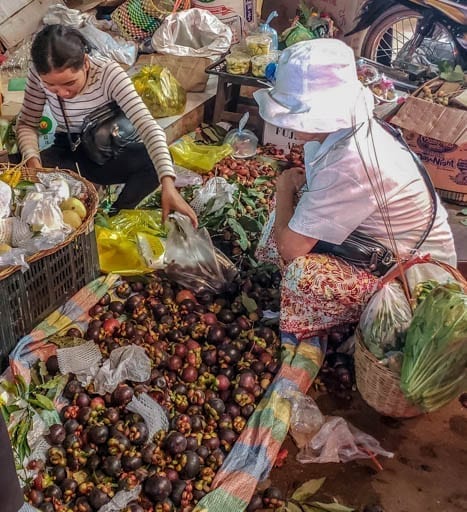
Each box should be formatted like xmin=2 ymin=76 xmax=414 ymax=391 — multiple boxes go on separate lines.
xmin=400 ymin=282 xmax=467 ymax=411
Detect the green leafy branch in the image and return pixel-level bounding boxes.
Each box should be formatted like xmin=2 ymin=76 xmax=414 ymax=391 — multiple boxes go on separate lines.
xmin=280 ymin=478 xmax=354 ymax=512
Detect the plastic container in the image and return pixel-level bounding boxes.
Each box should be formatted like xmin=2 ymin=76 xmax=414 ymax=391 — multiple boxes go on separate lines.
xmin=356 ymin=59 xmax=380 ymax=86
xmin=371 ymin=75 xmax=397 ymax=103
xmin=245 ymin=34 xmax=271 ymax=56
xmin=225 ymin=52 xmax=251 ymax=75
xmin=251 ymin=51 xmax=281 ymax=78
xmin=224 ymin=112 xmax=258 ymax=158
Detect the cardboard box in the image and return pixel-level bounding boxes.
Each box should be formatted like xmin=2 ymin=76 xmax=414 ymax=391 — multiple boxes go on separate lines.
xmin=262 ymin=121 xmax=307 ymax=151
xmin=391 ymin=94 xmax=467 ymax=205
xmin=0 ymin=0 xmax=64 ymax=49
xmin=0 ymin=0 xmax=33 ymax=25
xmin=0 ymin=90 xmax=24 ymax=119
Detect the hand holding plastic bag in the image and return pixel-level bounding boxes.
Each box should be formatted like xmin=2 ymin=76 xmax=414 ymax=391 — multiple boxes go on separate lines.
xmin=132 ymin=65 xmax=186 ymax=118
xmin=164 ymin=212 xmax=238 ymax=293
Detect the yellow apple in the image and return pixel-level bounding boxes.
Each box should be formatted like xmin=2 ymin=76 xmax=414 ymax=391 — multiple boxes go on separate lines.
xmin=60 ymin=197 xmax=87 ymax=220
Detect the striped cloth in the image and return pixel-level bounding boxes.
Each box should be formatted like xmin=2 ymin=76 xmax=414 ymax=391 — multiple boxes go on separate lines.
xmin=9 ymin=274 xmax=119 ymax=381
xmin=194 ymin=333 xmax=325 ymax=511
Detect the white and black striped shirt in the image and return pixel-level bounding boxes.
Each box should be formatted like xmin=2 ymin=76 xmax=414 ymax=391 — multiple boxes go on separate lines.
xmin=16 ymin=54 xmax=176 ymax=180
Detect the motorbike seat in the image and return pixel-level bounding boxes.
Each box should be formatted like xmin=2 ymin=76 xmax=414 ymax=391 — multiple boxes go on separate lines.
xmin=420 ymin=0 xmax=467 ymax=25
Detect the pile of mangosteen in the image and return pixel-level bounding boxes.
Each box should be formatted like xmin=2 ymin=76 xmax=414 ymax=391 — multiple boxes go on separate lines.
xmin=26 ymin=273 xmax=283 ymax=512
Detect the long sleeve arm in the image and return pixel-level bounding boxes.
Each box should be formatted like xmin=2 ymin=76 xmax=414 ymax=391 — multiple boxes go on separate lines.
xmin=16 ymin=67 xmax=46 ymax=163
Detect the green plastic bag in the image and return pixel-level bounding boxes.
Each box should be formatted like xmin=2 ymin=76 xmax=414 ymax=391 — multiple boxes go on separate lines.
xmin=169 ymin=138 xmax=233 ymax=174
xmin=132 ymin=65 xmax=187 ymax=118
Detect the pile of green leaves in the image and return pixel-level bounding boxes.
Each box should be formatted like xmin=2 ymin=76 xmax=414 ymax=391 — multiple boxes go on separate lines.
xmin=0 ymin=373 xmax=66 ymax=466
xmin=400 ymin=282 xmax=467 ymax=411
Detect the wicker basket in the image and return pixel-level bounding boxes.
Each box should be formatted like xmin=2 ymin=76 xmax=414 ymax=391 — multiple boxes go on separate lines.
xmin=355 ymin=330 xmax=423 ymax=418
xmin=0 ymin=165 xmax=100 ymax=370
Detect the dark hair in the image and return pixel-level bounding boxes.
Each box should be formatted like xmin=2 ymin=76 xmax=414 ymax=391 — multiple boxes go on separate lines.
xmin=31 ymin=24 xmax=91 ymax=74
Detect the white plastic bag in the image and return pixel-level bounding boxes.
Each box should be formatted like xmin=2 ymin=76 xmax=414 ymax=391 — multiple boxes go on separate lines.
xmin=0 ymin=181 xmax=12 ymax=218
xmin=297 ymin=416 xmax=394 ymax=464
xmin=164 ymin=212 xmax=238 ymax=293
xmin=190 ymin=177 xmax=237 ymax=215
xmin=151 ymin=8 xmax=232 ymax=58
xmin=287 ymin=391 xmax=325 ymax=449
xmin=93 ymin=346 xmax=151 ymax=395
xmin=21 ymin=191 xmax=66 ymax=233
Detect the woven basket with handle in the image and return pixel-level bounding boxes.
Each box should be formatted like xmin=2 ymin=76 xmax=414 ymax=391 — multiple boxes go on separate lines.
xmin=0 ymin=165 xmax=99 ymax=281
xmin=355 ymin=258 xmax=467 ymax=418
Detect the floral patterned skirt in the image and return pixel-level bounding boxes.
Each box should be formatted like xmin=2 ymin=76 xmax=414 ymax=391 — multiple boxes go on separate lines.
xmin=256 ymin=209 xmax=379 ymax=341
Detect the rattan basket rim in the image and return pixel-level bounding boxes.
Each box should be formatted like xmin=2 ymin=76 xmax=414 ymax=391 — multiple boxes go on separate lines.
xmin=0 ymin=165 xmax=99 ymax=281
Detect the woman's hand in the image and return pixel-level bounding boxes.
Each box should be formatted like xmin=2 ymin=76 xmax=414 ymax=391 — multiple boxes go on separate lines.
xmin=160 ymin=176 xmax=198 ymax=228
xmin=25 ymin=157 xmax=42 ymax=169
xmin=276 ymin=167 xmax=306 ymax=195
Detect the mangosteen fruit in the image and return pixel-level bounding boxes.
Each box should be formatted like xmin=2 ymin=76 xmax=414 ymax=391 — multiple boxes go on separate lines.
xmin=63 ymin=379 xmax=83 ymax=400
xmin=89 ymin=425 xmax=109 ymax=445
xmin=45 ymin=355 xmax=59 ymax=376
xmin=102 ymin=455 xmax=122 ymax=477
xmin=39 ymin=504 xmax=55 ymax=512
xmin=47 ymin=424 xmax=66 ymax=446
xmin=164 ymin=431 xmax=187 ymax=456
xmin=122 ymin=453 xmax=143 ymax=472
xmin=170 ymin=479 xmax=186 ymax=506
xmin=247 ymin=494 xmax=264 ymax=511
xmin=44 ymin=484 xmax=62 ymax=501
xmin=89 ymin=487 xmax=111 ymax=510
xmin=75 ymin=496 xmax=93 ymax=512
xmin=144 ymin=475 xmax=172 ymax=502
xmin=111 ymin=384 xmax=134 ymax=407
xmin=262 ymin=486 xmax=285 ymax=508
xmin=128 ymin=422 xmax=149 ymax=446
xmin=179 ymin=450 xmax=201 ymax=480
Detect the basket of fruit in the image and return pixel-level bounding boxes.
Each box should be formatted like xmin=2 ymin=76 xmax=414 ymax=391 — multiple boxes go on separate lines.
xmin=0 ymin=164 xmax=100 ymax=369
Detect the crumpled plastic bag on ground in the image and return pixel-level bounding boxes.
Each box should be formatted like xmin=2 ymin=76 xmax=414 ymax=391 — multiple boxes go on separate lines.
xmin=297 ymin=416 xmax=394 ymax=464
xmin=93 ymin=346 xmax=151 ymax=394
xmin=190 ymin=177 xmax=237 ymax=215
xmin=287 ymin=391 xmax=325 ymax=449
xmin=151 ymin=8 xmax=232 ymax=58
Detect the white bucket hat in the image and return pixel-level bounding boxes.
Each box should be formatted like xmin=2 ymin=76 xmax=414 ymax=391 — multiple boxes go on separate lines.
xmin=254 ymin=39 xmax=375 ymax=133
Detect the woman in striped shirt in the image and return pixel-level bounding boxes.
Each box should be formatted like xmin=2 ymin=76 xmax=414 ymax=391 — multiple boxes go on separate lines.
xmin=16 ymin=24 xmax=197 ymax=225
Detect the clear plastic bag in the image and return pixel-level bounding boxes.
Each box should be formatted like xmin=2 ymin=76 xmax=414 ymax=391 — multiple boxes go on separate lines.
xmin=297 ymin=416 xmax=394 ymax=464
xmin=287 ymin=391 xmax=325 ymax=449
xmin=151 ymin=8 xmax=232 ymax=58
xmin=169 ymin=139 xmax=233 ymax=174
xmin=224 ymin=112 xmax=258 ymax=158
xmin=132 ymin=65 xmax=186 ymax=118
xmin=359 ymin=282 xmax=413 ymax=358
xmin=190 ymin=177 xmax=237 ymax=215
xmin=164 ymin=212 xmax=238 ymax=294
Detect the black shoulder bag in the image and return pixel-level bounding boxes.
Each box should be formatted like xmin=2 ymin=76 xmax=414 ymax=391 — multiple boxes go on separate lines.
xmin=313 ymin=120 xmax=438 ymax=277
xmin=58 ymin=99 xmax=140 ymax=166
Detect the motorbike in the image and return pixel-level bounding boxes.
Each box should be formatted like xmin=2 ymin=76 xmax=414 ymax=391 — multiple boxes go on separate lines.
xmin=347 ymin=0 xmax=467 ymax=83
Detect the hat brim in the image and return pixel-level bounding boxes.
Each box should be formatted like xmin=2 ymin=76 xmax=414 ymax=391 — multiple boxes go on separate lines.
xmin=254 ymin=84 xmax=375 ymax=133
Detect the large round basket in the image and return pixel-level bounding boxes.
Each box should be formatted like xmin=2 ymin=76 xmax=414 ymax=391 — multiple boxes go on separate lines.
xmin=0 ymin=165 xmax=99 ymax=280
xmin=354 ymin=330 xmax=424 ymax=418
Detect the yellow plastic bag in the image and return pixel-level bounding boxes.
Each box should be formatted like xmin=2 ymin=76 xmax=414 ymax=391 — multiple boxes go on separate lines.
xmin=132 ymin=65 xmax=187 ymax=118
xmin=169 ymin=138 xmax=233 ymax=174
xmin=95 ymin=209 xmax=166 ymax=275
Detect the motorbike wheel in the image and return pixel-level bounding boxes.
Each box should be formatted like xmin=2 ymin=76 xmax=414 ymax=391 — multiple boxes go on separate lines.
xmin=361 ymin=4 xmax=456 ymax=68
